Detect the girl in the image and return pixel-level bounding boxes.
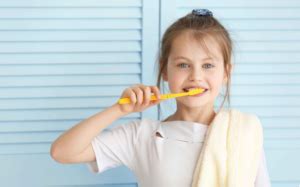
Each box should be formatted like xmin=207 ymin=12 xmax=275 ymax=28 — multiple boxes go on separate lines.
xmin=51 ymin=9 xmax=271 ymax=187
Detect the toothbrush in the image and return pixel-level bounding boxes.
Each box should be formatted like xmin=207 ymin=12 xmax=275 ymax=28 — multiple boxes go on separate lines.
xmin=118 ymin=88 xmax=205 ymax=105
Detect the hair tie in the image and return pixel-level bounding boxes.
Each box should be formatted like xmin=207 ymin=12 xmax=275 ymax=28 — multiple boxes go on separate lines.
xmin=192 ymin=9 xmax=213 ymax=17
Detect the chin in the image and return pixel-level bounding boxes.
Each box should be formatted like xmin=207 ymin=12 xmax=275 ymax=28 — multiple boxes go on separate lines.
xmin=177 ymin=99 xmax=209 ymax=107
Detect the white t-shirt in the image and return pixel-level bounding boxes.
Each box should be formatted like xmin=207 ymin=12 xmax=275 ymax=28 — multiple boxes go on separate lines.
xmin=87 ymin=118 xmax=271 ymax=187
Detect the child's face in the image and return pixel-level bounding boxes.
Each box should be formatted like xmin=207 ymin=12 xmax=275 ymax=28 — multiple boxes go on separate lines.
xmin=163 ymin=30 xmax=228 ymax=108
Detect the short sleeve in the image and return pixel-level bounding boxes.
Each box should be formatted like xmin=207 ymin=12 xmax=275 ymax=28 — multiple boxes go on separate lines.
xmin=255 ymin=148 xmax=272 ymax=187
xmin=87 ymin=119 xmax=141 ymax=174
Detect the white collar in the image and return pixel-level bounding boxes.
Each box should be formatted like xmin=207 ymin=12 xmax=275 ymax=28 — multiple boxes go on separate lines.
xmin=154 ymin=120 xmax=208 ymax=143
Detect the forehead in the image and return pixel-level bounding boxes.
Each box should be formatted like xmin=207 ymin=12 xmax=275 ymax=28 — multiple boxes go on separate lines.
xmin=169 ymin=30 xmax=222 ymax=61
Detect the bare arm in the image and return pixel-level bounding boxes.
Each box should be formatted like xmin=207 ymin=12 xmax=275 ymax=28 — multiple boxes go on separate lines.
xmin=50 ymin=84 xmax=161 ymax=164
xmin=50 ymin=103 xmax=126 ymax=164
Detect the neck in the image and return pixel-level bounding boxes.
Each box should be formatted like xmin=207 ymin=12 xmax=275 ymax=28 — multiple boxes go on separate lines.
xmin=169 ymin=104 xmax=216 ymax=126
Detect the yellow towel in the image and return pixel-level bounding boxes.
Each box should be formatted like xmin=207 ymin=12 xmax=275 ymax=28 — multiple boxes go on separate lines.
xmin=192 ymin=108 xmax=263 ymax=187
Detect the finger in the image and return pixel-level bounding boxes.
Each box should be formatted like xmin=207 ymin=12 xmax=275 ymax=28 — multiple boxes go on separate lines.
xmin=150 ymin=86 xmax=161 ymax=100
xmin=133 ymin=87 xmax=144 ymax=105
xmin=149 ymin=98 xmax=161 ymax=106
xmin=138 ymin=84 xmax=149 ymax=105
xmin=150 ymin=94 xmax=162 ymax=105
xmin=128 ymin=88 xmax=137 ymax=104
xmin=143 ymin=86 xmax=151 ymax=105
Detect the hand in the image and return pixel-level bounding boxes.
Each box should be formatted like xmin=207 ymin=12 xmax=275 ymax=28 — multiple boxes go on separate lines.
xmin=115 ymin=84 xmax=162 ymax=115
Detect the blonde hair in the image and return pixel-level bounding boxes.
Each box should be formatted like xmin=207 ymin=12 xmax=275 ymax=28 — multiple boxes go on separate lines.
xmin=155 ymin=11 xmax=233 ymax=119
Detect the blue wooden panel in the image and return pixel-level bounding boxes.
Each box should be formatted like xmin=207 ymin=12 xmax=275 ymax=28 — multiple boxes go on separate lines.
xmin=1 ymin=95 xmax=139 ymax=109
xmin=0 ymin=118 xmax=138 ymax=133
xmin=53 ymin=185 xmax=137 ymax=187
xmin=141 ymin=0 xmax=160 ymax=119
xmin=0 ymin=42 xmax=142 ymax=53
xmin=233 ymin=63 xmax=300 ymax=74
xmin=0 ymin=75 xmax=140 ymax=87
xmin=231 ymin=85 xmax=300 ymax=95
xmin=222 ymin=19 xmax=300 ymax=30
xmin=177 ymin=7 xmax=300 ymax=19
xmin=0 ymin=64 xmax=141 ymax=76
xmin=266 ymin=149 xmax=300 ymax=182
xmin=0 ymin=0 xmax=142 ymax=7
xmin=158 ymin=0 xmax=300 ymax=186
xmin=0 ymin=8 xmax=142 ymax=18
xmin=261 ymin=117 xmax=300 ymax=128
xmin=236 ymin=52 xmax=300 ymax=63
xmin=176 ymin=0 xmax=300 ymax=7
xmin=0 ymin=86 xmax=145 ymax=98
xmin=232 ymin=75 xmax=300 ymax=84
xmin=1 ymin=0 xmax=299 ymax=186
xmin=0 ymin=155 xmax=137 ymax=186
xmin=0 ymin=19 xmax=142 ymax=30
xmin=0 ymin=108 xmax=139 ymax=121
xmin=0 ymin=53 xmax=141 ymax=64
xmin=231 ymin=31 xmax=300 ymax=41
xmin=0 ymin=0 xmax=160 ymax=186
xmin=235 ymin=42 xmax=300 ymax=52
xmin=218 ymin=96 xmax=300 ymax=107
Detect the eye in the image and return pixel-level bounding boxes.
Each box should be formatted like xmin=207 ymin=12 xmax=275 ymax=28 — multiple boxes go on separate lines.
xmin=203 ymin=63 xmax=214 ymax=69
xmin=177 ymin=63 xmax=189 ymax=68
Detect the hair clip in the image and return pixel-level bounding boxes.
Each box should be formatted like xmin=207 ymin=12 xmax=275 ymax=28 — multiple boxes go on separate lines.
xmin=192 ymin=9 xmax=213 ymax=17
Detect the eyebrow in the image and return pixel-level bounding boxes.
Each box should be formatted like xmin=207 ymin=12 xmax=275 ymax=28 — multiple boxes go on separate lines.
xmin=173 ymin=56 xmax=213 ymax=62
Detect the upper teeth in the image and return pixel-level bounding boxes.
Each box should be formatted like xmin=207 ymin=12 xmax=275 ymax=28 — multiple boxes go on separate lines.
xmin=184 ymin=87 xmax=205 ymax=91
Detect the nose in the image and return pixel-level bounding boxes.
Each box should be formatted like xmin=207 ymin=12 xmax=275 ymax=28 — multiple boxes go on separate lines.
xmin=189 ymin=68 xmax=204 ymax=81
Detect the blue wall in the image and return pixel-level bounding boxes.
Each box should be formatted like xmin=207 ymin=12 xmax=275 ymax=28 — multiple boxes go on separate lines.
xmin=0 ymin=0 xmax=299 ymax=186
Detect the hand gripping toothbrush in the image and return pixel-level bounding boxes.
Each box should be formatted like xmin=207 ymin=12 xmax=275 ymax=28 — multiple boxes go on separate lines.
xmin=118 ymin=88 xmax=205 ymax=105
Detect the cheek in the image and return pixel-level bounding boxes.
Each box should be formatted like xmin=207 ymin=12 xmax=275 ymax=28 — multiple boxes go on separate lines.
xmin=168 ymin=67 xmax=185 ymax=80
xmin=209 ymin=74 xmax=224 ymax=91
xmin=167 ymin=70 xmax=186 ymax=90
xmin=169 ymin=76 xmax=183 ymax=88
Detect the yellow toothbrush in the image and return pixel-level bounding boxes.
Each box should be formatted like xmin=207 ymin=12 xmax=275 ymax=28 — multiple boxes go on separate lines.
xmin=118 ymin=88 xmax=205 ymax=105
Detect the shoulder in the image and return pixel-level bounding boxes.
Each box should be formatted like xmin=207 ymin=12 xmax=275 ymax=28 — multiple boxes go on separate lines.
xmin=229 ymin=108 xmax=262 ymax=124
xmin=217 ymin=108 xmax=263 ymax=135
xmin=225 ymin=108 xmax=263 ymax=134
xmin=112 ymin=118 xmax=160 ymax=137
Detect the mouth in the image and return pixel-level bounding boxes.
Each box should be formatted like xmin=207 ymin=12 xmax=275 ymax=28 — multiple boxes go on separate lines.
xmin=183 ymin=87 xmax=208 ymax=93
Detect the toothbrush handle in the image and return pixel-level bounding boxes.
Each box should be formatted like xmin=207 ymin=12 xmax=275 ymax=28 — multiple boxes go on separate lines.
xmin=118 ymin=92 xmax=189 ymax=104
xmin=118 ymin=95 xmax=162 ymax=105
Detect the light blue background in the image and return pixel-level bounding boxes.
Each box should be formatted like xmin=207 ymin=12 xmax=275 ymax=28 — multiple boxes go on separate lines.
xmin=0 ymin=0 xmax=299 ymax=186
